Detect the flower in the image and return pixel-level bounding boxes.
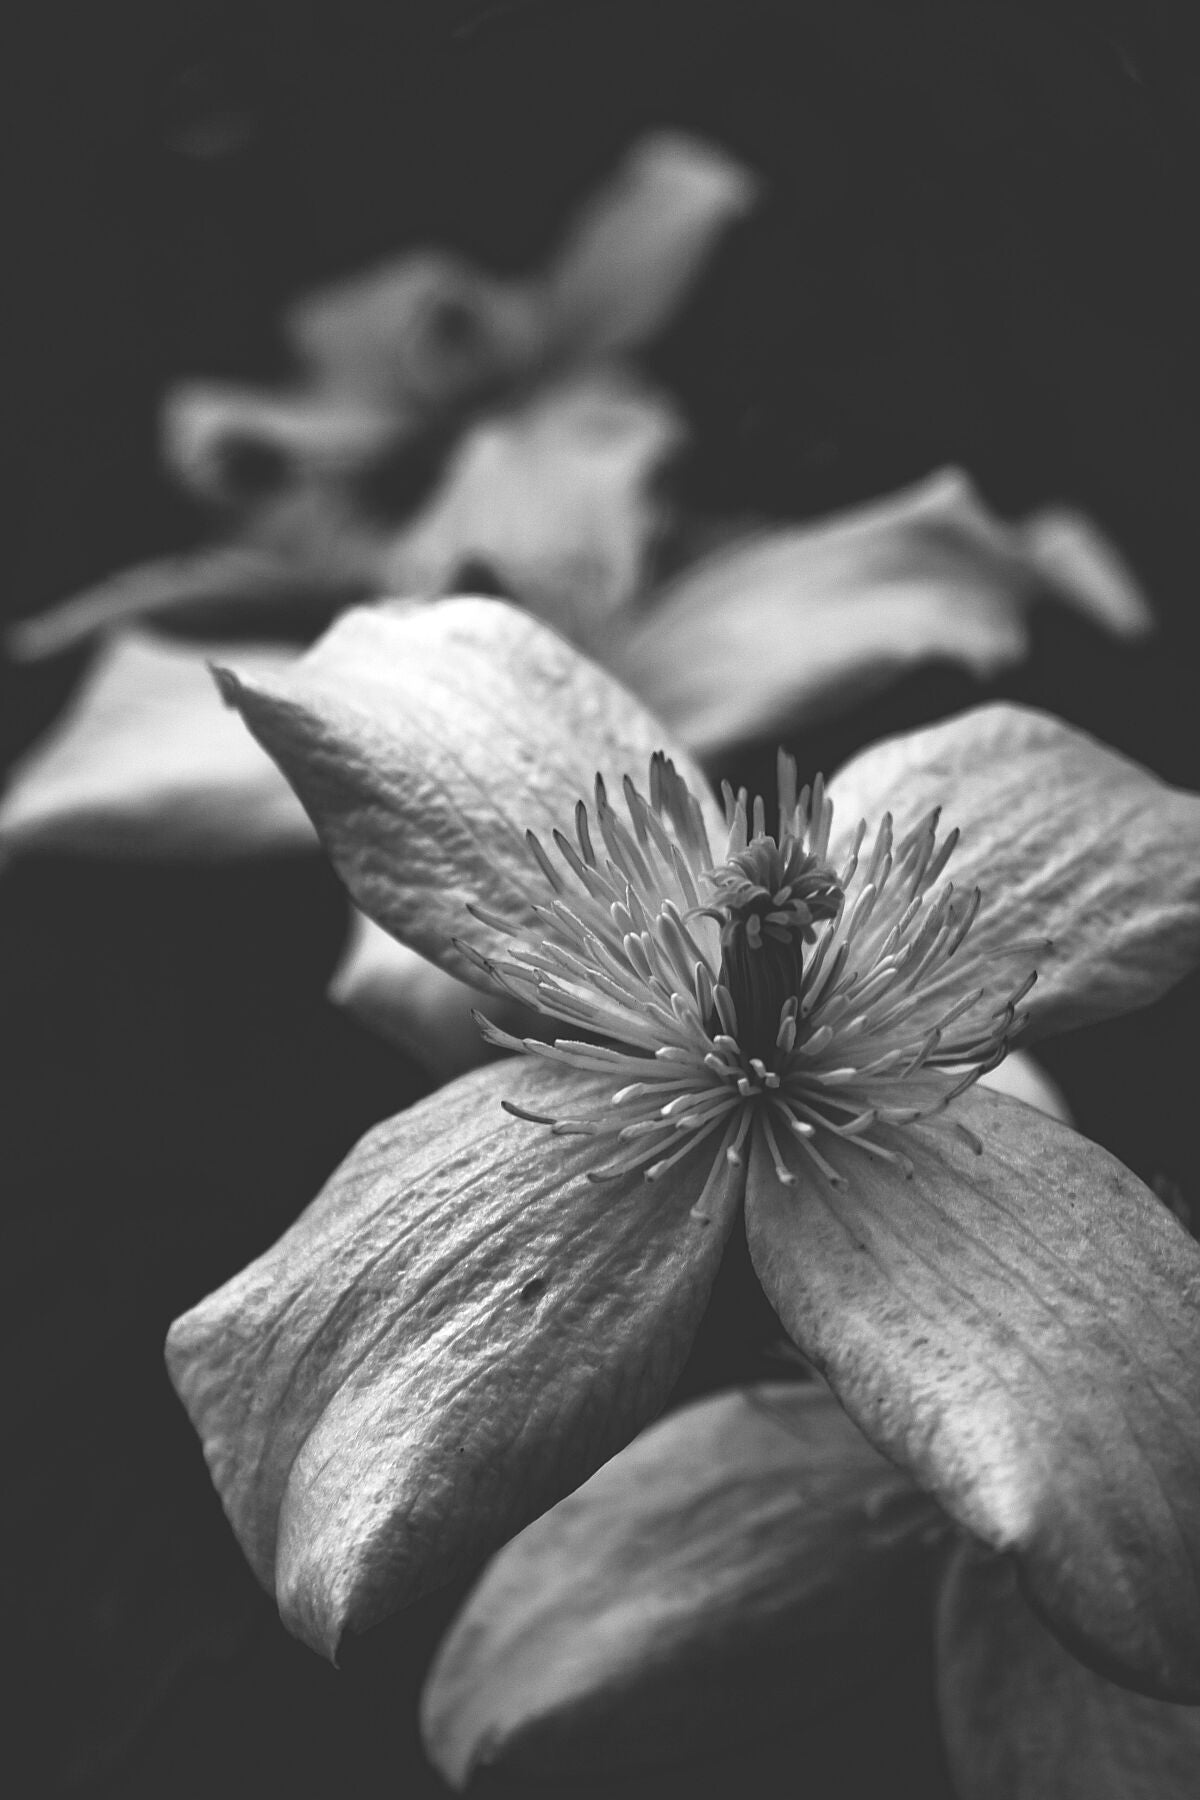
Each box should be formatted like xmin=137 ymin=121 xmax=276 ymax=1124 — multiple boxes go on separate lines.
xmin=421 ymin=1382 xmax=1200 ymax=1795
xmin=468 ymin=748 xmax=1035 ymax=1202
xmin=166 ymin=597 xmax=1200 ymax=1696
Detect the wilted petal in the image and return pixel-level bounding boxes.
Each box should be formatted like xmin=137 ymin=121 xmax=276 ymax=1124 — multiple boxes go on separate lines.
xmin=744 ymin=1083 xmax=1200 ymax=1699
xmin=166 ymin=1058 xmax=741 ymax=1657
xmin=937 ymin=1544 xmax=1200 ymax=1799
xmin=382 ymin=372 xmax=686 ymax=647
xmin=285 ymin=250 xmax=546 ymax=414
xmin=0 ymin=632 xmax=313 ymax=859
xmin=327 ymin=911 xmax=522 ymax=1079
xmin=827 ymin=701 xmax=1200 ymax=1039
xmin=217 ymin=597 xmax=722 ymax=987
xmin=612 ymin=471 xmax=1153 ymax=754
xmin=422 ymin=1382 xmax=945 ymax=1789
xmin=543 ymin=130 xmax=760 ymax=360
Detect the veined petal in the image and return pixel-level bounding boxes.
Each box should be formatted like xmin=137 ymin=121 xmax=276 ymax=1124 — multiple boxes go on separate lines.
xmin=936 ymin=1544 xmax=1200 ymax=1800
xmin=744 ymin=1083 xmax=1200 ymax=1699
xmin=0 ymin=633 xmax=314 ymax=859
xmin=215 ymin=598 xmax=723 ymax=988
xmin=165 ymin=1058 xmax=741 ymax=1659
xmin=422 ymin=1382 xmax=945 ymax=1789
xmin=827 ymin=702 xmax=1200 ymax=1039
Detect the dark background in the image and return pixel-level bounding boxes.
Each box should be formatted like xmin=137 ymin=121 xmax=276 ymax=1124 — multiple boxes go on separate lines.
xmin=7 ymin=3 xmax=1200 ymax=1793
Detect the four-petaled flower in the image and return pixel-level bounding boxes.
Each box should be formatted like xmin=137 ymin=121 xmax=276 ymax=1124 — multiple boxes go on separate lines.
xmin=167 ymin=597 xmax=1200 ymax=1707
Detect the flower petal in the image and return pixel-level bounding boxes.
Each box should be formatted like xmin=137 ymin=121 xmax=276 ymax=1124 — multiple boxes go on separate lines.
xmin=422 ymin=1381 xmax=945 ymax=1788
xmin=978 ymin=1051 xmax=1071 ymax=1124
xmin=936 ymin=1544 xmax=1200 ymax=1799
xmin=543 ymin=131 xmax=760 ymax=360
xmin=0 ymin=633 xmax=314 ymax=859
xmin=827 ymin=701 xmax=1200 ymax=1038
xmin=284 ymin=250 xmax=546 ymax=414
xmin=165 ymin=1057 xmax=741 ymax=1659
xmin=161 ymin=380 xmax=402 ymax=508
xmin=381 ymin=371 xmax=686 ymax=647
xmin=744 ymin=1083 xmax=1200 ymax=1699
xmin=216 ymin=597 xmax=723 ymax=986
xmin=5 ymin=547 xmax=368 ymax=663
xmin=612 ymin=471 xmax=1153 ymax=755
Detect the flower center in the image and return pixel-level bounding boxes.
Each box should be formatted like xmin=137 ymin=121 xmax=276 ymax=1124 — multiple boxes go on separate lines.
xmin=705 ymin=838 xmax=843 ymax=1065
xmin=466 ymin=750 xmax=1042 ymax=1202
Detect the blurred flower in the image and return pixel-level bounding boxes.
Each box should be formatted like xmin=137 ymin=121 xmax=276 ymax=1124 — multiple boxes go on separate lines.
xmin=421 ymin=1383 xmax=1200 ymax=1797
xmin=167 ymin=599 xmax=1200 ymax=1699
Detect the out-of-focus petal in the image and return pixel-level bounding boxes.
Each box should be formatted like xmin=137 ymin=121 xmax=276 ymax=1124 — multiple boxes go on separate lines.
xmin=827 ymin=701 xmax=1200 ymax=1041
xmin=422 ymin=1382 xmax=946 ymax=1789
xmin=978 ymin=1051 xmax=1071 ymax=1123
xmin=612 ymin=471 xmax=1154 ymax=755
xmin=165 ymin=1058 xmax=741 ymax=1659
xmin=936 ymin=1544 xmax=1200 ymax=1799
xmin=216 ymin=598 xmax=722 ymax=989
xmin=4 ymin=547 xmax=367 ymax=663
xmin=744 ymin=1083 xmax=1200 ymax=1700
xmin=161 ymin=381 xmax=402 ymax=508
xmin=543 ymin=131 xmax=760 ymax=360
xmin=327 ymin=911 xmax=523 ymax=1080
xmin=382 ymin=371 xmax=686 ymax=647
xmin=0 ymin=633 xmax=313 ymax=860
xmin=285 ymin=251 xmax=546 ymax=413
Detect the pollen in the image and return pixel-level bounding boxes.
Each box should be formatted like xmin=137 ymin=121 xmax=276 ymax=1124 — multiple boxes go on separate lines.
xmin=466 ymin=750 xmax=1040 ymax=1203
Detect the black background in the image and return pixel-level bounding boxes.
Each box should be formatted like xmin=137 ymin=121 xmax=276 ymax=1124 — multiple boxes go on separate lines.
xmin=7 ymin=3 xmax=1200 ymax=1794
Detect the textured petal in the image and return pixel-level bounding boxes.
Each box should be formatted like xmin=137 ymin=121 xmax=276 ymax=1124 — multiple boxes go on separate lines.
xmin=382 ymin=371 xmax=686 ymax=647
xmin=422 ymin=1382 xmax=945 ymax=1788
xmin=937 ymin=1545 xmax=1200 ymax=1800
xmin=0 ymin=633 xmax=314 ymax=859
xmin=744 ymin=1083 xmax=1200 ymax=1699
xmin=612 ymin=472 xmax=1153 ymax=754
xmin=827 ymin=701 xmax=1200 ymax=1039
xmin=165 ymin=1058 xmax=741 ymax=1658
xmin=216 ymin=597 xmax=723 ymax=987
xmin=543 ymin=131 xmax=760 ymax=359
xmin=327 ymin=911 xmax=522 ymax=1079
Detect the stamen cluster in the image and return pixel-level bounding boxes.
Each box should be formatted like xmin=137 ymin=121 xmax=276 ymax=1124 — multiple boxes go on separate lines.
xmin=466 ymin=751 xmax=1039 ymax=1204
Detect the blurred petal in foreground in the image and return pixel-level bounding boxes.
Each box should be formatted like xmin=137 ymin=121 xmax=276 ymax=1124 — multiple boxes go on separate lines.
xmin=0 ymin=633 xmax=313 ymax=861
xmin=422 ymin=1383 xmax=944 ymax=1789
xmin=614 ymin=470 xmax=1154 ymax=754
xmin=937 ymin=1545 xmax=1200 ymax=1800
